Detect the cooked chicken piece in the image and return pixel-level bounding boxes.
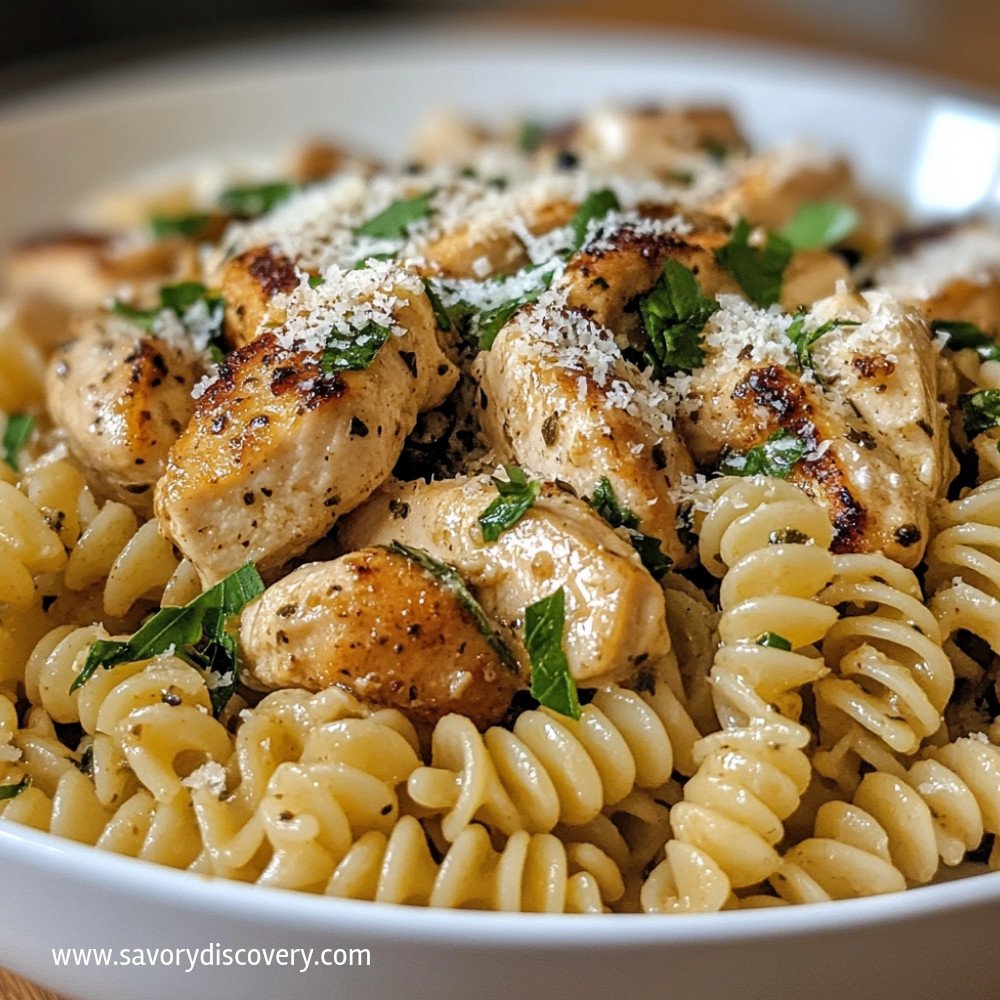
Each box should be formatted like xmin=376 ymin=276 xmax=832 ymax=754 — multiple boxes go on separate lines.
xmin=474 ymin=302 xmax=695 ymax=567
xmin=46 ymin=314 xmax=204 ymax=514
xmin=4 ymin=231 xmax=193 ymax=313
xmin=220 ymin=246 xmax=302 ymax=349
xmin=571 ymin=105 xmax=747 ymax=175
xmin=703 ymin=145 xmax=902 ymax=260
xmin=873 ymin=221 xmax=1000 ymax=481
xmin=675 ymin=290 xmax=951 ymax=566
xmin=341 ymin=477 xmax=682 ymax=693
xmin=418 ymin=200 xmax=575 ymax=280
xmin=409 ymin=111 xmax=499 ymax=169
xmin=240 ymin=547 xmax=524 ymax=729
xmin=876 ymin=221 xmax=1000 ymax=334
xmin=155 ymin=275 xmax=458 ymax=585
xmin=559 ymin=225 xmax=851 ymax=339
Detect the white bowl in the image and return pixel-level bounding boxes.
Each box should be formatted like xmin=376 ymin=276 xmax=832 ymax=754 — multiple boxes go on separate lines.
xmin=2 ymin=24 xmax=1000 ymax=1000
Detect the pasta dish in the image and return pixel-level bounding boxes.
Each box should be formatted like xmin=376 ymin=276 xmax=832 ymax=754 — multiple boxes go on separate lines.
xmin=2 ymin=103 xmax=1000 ymax=913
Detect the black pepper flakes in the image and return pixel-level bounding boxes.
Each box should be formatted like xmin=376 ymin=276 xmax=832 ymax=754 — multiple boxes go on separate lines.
xmin=349 ymin=416 xmax=369 ymax=437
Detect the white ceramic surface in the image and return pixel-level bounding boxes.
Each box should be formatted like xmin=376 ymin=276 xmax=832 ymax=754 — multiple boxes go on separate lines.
xmin=2 ymin=24 xmax=1000 ymax=1000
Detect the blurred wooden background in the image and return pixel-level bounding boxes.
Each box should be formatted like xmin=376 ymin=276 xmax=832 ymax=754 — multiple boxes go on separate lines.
xmin=2 ymin=1 xmax=998 ymax=997
xmin=533 ymin=0 xmax=1000 ymax=92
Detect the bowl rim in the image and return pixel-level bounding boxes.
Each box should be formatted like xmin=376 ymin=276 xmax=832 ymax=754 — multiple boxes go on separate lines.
xmin=3 ymin=817 xmax=998 ymax=945
xmin=2 ymin=22 xmax=1000 ymax=945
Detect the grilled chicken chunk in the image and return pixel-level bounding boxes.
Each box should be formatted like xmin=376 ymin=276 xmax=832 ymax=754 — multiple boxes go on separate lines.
xmin=240 ymin=547 xmax=524 ymax=729
xmin=46 ymin=315 xmax=204 ymax=514
xmin=220 ymin=246 xmax=302 ymax=349
xmin=155 ymin=273 xmax=458 ymax=585
xmin=675 ymin=290 xmax=951 ymax=566
xmin=341 ymin=476 xmax=681 ymax=693
xmin=474 ymin=301 xmax=694 ymax=567
xmin=570 ymin=105 xmax=748 ymax=175
xmin=559 ymin=225 xmax=851 ymax=336
xmin=5 ymin=231 xmax=191 ymax=313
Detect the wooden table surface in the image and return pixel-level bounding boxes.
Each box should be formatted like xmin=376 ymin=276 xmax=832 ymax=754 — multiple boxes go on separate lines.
xmin=3 ymin=3 xmax=998 ymax=997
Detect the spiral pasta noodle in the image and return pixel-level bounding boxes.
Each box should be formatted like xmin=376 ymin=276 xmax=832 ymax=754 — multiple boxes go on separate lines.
xmin=327 ymin=815 xmax=623 ymax=912
xmin=810 ymin=553 xmax=953 ymax=792
xmin=406 ymin=684 xmax=700 ymax=843
xmin=0 ymin=454 xmax=200 ymax=693
xmin=925 ymin=479 xmax=1000 ymax=679
xmin=640 ymin=477 xmax=838 ymax=913
xmin=772 ymin=734 xmax=1000 ymax=901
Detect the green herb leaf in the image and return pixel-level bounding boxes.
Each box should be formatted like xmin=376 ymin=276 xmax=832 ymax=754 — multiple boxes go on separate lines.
xmin=150 ymin=213 xmax=212 ymax=240
xmin=589 ymin=477 xmax=672 ymax=580
xmin=70 ymin=563 xmax=264 ymax=714
xmin=961 ymin=389 xmax=1000 ymax=439
xmin=526 ymin=587 xmax=580 ymax=720
xmin=590 ymin=477 xmax=641 ymax=530
xmin=387 ymin=542 xmax=518 ymax=671
xmin=785 ymin=311 xmax=861 ymax=370
xmin=0 ymin=775 xmax=30 ymax=800
xmin=703 ymin=138 xmax=730 ymax=163
xmin=2 ymin=413 xmax=35 ymax=472
xmin=158 ymin=281 xmax=212 ymax=315
xmin=932 ymin=319 xmax=1000 ymax=361
xmin=319 ymin=322 xmax=392 ymax=375
xmin=782 ymin=202 xmax=859 ymax=250
xmin=518 ymin=121 xmax=545 ymax=154
xmin=477 ymin=268 xmax=555 ymax=350
xmin=478 ymin=465 xmax=542 ymax=542
xmin=354 ymin=190 xmax=435 ymax=239
xmin=715 ymin=218 xmax=793 ymax=308
xmin=756 ymin=631 xmax=792 ymax=651
xmin=307 ymin=275 xmax=326 ymax=288
xmin=422 ymin=278 xmax=453 ymax=332
xmin=640 ymin=259 xmax=719 ymax=377
xmin=718 ymin=429 xmax=808 ymax=479
xmin=569 ymin=188 xmax=621 ymax=251
xmin=112 ymin=281 xmax=225 ymax=348
xmin=218 ymin=181 xmax=295 ymax=218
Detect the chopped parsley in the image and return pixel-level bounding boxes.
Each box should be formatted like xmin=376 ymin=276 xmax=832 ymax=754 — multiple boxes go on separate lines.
xmin=112 ymin=281 xmax=226 ymax=360
xmin=0 ymin=775 xmax=30 ymax=801
xmin=526 ymin=587 xmax=580 ymax=720
xmin=718 ymin=429 xmax=808 ymax=479
xmin=590 ymin=477 xmax=672 ymax=580
xmin=2 ymin=413 xmax=35 ymax=472
xmin=422 ymin=278 xmax=454 ymax=332
xmin=756 ymin=632 xmax=792 ymax=650
xmin=354 ymin=190 xmax=435 ymax=239
xmin=960 ymin=389 xmax=1000 ymax=439
xmin=150 ymin=213 xmax=213 ymax=241
xmin=319 ymin=322 xmax=391 ymax=375
xmin=308 ymin=275 xmax=326 ymax=288
xmin=477 ymin=268 xmax=555 ymax=350
xmin=714 ymin=218 xmax=793 ymax=308
xmin=218 ymin=181 xmax=295 ymax=218
xmin=782 ymin=202 xmax=859 ymax=250
xmin=703 ymin=138 xmax=731 ymax=163
xmin=70 ymin=563 xmax=264 ymax=715
xmin=569 ymin=188 xmax=621 ymax=251
xmin=518 ymin=121 xmax=545 ymax=154
xmin=387 ymin=542 xmax=518 ymax=671
xmin=640 ymin=259 xmax=719 ymax=377
xmin=932 ymin=319 xmax=1000 ymax=361
xmin=785 ymin=312 xmax=860 ymax=370
xmin=478 ymin=465 xmax=541 ymax=542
